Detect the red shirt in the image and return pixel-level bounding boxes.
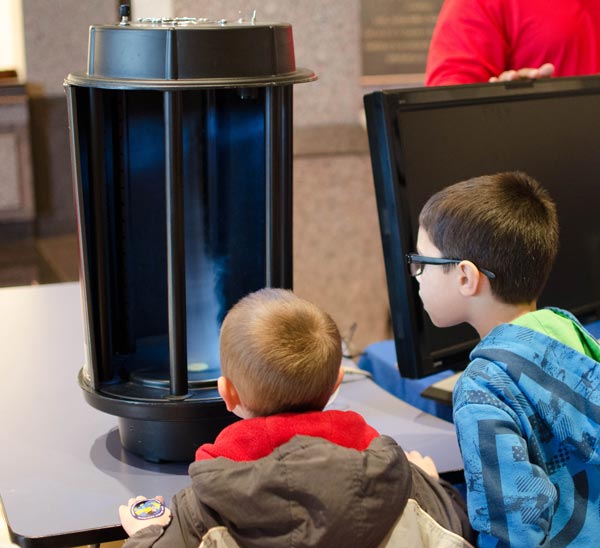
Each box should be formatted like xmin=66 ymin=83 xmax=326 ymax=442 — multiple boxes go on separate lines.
xmin=426 ymin=0 xmax=600 ymax=86
xmin=195 ymin=410 xmax=379 ymax=462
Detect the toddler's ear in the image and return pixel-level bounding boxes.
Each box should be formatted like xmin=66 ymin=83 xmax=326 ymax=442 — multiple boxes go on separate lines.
xmin=217 ymin=376 xmax=241 ymax=412
xmin=334 ymin=366 xmax=344 ymax=391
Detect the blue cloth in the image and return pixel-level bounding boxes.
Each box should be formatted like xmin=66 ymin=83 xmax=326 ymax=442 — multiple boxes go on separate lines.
xmin=454 ymin=308 xmax=600 ymax=547
xmin=357 ymin=340 xmax=454 ymax=422
xmin=585 ymin=319 xmax=600 ymax=339
xmin=358 ymin=320 xmax=600 ymax=424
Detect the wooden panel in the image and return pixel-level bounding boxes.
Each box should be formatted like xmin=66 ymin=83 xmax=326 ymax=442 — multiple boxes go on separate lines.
xmin=361 ymin=0 xmax=443 ymax=82
xmin=0 ymin=132 xmax=20 ymax=211
xmin=0 ymin=91 xmax=34 ymax=222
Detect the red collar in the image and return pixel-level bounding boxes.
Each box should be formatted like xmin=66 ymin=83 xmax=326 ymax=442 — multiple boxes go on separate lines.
xmin=195 ymin=410 xmax=379 ymax=462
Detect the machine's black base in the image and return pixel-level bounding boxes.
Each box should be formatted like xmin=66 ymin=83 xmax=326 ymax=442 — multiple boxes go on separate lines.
xmin=118 ymin=412 xmax=239 ymax=462
xmin=78 ymin=369 xmax=240 ymax=462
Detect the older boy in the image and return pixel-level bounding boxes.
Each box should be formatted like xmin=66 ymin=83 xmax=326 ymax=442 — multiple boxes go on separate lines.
xmin=119 ymin=288 xmax=474 ymax=547
xmin=412 ymin=171 xmax=600 ymax=546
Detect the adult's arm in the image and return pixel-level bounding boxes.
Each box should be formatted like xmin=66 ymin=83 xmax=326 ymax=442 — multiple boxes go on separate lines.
xmin=425 ymin=0 xmax=508 ymax=86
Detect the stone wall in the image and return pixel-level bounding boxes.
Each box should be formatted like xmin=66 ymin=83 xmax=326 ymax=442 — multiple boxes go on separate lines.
xmin=174 ymin=0 xmax=365 ymax=127
xmin=22 ymin=0 xmax=116 ymax=234
xmin=293 ymin=125 xmax=390 ymax=353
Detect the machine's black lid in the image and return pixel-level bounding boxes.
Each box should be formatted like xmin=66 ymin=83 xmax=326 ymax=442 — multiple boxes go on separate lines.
xmin=65 ymin=14 xmax=316 ymax=89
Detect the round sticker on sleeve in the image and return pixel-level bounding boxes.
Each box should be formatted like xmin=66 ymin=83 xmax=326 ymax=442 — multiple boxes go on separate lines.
xmin=130 ymin=498 xmax=166 ymax=520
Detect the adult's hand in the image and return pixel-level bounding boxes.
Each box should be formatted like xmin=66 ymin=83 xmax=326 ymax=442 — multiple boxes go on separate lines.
xmin=489 ymin=63 xmax=554 ymax=82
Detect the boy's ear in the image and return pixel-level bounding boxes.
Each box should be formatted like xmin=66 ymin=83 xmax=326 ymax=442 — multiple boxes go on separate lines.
xmin=457 ymin=260 xmax=486 ymax=297
xmin=334 ymin=366 xmax=344 ymax=391
xmin=324 ymin=366 xmax=345 ymax=407
xmin=217 ymin=376 xmax=241 ymax=413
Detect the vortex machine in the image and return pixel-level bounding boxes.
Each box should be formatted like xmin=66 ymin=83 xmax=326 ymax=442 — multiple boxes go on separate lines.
xmin=64 ymin=10 xmax=316 ymax=462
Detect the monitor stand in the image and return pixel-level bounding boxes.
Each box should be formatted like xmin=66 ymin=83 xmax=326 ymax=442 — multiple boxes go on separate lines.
xmin=420 ymin=371 xmax=462 ymax=406
xmin=421 ymin=318 xmax=600 ymax=407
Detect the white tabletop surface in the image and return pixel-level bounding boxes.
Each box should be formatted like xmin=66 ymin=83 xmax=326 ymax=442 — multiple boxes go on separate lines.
xmin=0 ymin=282 xmax=462 ymax=546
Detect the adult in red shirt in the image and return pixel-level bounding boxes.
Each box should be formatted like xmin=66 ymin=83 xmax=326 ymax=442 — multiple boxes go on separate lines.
xmin=425 ymin=0 xmax=600 ymax=86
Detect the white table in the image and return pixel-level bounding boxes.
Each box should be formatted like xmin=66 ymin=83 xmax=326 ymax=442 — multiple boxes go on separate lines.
xmin=0 ymin=282 xmax=462 ymax=546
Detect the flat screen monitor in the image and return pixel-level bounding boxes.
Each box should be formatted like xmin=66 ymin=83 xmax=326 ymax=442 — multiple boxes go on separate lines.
xmin=364 ymin=75 xmax=600 ymax=378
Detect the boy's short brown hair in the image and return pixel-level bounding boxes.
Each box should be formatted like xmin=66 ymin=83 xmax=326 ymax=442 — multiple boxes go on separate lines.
xmin=419 ymin=171 xmax=559 ymax=304
xmin=219 ymin=288 xmax=342 ymax=416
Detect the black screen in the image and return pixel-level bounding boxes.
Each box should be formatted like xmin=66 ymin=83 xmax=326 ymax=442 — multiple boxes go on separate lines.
xmin=365 ymin=75 xmax=600 ymax=378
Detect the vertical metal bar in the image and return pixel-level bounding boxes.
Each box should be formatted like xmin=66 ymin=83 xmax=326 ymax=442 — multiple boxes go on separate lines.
xmin=89 ymin=88 xmax=113 ymax=382
xmin=87 ymin=26 xmax=96 ymax=75
xmin=264 ymin=85 xmax=294 ymax=288
xmin=112 ymin=90 xmax=133 ymax=354
xmin=205 ymin=90 xmax=218 ymax=245
xmin=65 ymin=85 xmax=99 ymax=388
xmin=279 ymin=86 xmax=294 ymax=288
xmin=164 ymin=90 xmax=188 ymax=396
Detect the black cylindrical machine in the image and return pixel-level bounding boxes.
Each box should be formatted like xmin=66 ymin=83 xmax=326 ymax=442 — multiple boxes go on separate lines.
xmin=64 ymin=11 xmax=315 ymax=462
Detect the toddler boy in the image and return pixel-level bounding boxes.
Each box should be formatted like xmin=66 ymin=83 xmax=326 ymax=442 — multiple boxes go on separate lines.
xmin=120 ymin=288 xmax=473 ymax=547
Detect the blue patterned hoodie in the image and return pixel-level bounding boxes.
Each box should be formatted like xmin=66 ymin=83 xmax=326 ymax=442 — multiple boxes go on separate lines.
xmin=453 ymin=308 xmax=600 ymax=547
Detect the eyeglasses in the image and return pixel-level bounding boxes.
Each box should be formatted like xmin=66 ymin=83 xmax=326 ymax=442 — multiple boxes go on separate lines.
xmin=406 ymin=253 xmax=496 ymax=279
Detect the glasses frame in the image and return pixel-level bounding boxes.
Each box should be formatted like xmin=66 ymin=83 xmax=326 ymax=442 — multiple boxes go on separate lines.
xmin=406 ymin=253 xmax=496 ymax=279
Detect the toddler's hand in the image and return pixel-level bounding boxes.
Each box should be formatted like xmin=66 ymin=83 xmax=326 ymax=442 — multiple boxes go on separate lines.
xmin=119 ymin=495 xmax=172 ymax=537
xmin=405 ymin=450 xmax=439 ymax=479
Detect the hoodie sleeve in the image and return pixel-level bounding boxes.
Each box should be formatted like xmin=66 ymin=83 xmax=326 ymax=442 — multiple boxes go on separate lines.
xmin=123 ymin=524 xmax=166 ymax=548
xmin=408 ymin=461 xmax=472 ymax=541
xmin=453 ymin=364 xmax=557 ymax=547
xmin=123 ymin=487 xmax=207 ymax=548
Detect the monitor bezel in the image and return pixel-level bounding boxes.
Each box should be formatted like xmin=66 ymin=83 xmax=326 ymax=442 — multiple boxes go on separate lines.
xmin=364 ymin=75 xmax=600 ymax=378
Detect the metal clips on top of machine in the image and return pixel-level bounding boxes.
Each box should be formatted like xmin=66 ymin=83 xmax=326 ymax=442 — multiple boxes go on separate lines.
xmin=67 ymin=5 xmax=316 ymax=89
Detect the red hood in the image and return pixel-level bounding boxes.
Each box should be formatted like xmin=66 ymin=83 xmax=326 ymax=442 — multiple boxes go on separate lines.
xmin=195 ymin=409 xmax=379 ymax=462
